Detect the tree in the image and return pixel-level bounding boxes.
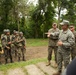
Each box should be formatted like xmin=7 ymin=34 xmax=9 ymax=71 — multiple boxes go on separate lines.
xmin=63 ymin=0 xmax=76 ymax=24
xmin=39 ymin=0 xmax=55 ymax=38
xmin=0 ymin=0 xmax=13 ymax=28
xmin=0 ymin=0 xmax=28 ymax=33
xmin=30 ymin=0 xmax=55 ymax=38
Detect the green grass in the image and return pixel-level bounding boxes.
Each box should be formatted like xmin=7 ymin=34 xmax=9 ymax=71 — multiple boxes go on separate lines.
xmin=0 ymin=56 xmax=55 ymax=72
xmin=0 ymin=39 xmax=50 ymax=72
xmin=26 ymin=39 xmax=48 ymax=47
xmin=0 ymin=58 xmax=47 ymax=71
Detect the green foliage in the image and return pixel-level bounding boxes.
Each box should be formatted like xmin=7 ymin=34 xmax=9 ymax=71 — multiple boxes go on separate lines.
xmin=63 ymin=0 xmax=76 ymax=24
xmin=0 ymin=0 xmax=13 ymax=29
xmin=0 ymin=0 xmax=76 ymax=38
xmin=30 ymin=0 xmax=55 ymax=38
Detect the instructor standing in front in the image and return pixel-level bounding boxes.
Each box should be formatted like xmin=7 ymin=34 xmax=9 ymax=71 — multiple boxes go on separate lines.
xmin=53 ymin=20 xmax=75 ymax=75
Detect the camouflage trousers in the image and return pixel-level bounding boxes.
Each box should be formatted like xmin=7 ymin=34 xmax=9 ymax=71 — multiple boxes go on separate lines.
xmin=4 ymin=48 xmax=13 ymax=63
xmin=16 ymin=47 xmax=22 ymax=61
xmin=57 ymin=50 xmax=70 ymax=72
xmin=21 ymin=46 xmax=26 ymax=61
xmin=11 ymin=44 xmax=17 ymax=57
xmin=71 ymin=47 xmax=76 ymax=60
xmin=16 ymin=46 xmax=26 ymax=61
xmin=48 ymin=46 xmax=58 ymax=63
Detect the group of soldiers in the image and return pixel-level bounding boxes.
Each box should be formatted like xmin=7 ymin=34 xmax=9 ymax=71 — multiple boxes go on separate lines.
xmin=46 ymin=20 xmax=76 ymax=75
xmin=0 ymin=29 xmax=26 ymax=64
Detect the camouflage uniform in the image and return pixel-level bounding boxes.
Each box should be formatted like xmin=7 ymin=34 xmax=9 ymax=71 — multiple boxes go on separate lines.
xmin=2 ymin=30 xmax=13 ymax=64
xmin=53 ymin=20 xmax=75 ymax=75
xmin=0 ymin=41 xmax=4 ymax=64
xmin=15 ymin=32 xmax=22 ymax=61
xmin=1 ymin=29 xmax=7 ymax=41
xmin=71 ymin=31 xmax=76 ymax=60
xmin=1 ymin=29 xmax=7 ymax=49
xmin=19 ymin=32 xmax=26 ymax=61
xmin=11 ymin=31 xmax=17 ymax=58
xmin=0 ymin=29 xmax=7 ymax=64
xmin=57 ymin=29 xmax=75 ymax=72
xmin=48 ymin=28 xmax=59 ymax=63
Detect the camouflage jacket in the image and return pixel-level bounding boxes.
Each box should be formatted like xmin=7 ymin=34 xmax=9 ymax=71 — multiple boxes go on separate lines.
xmin=52 ymin=29 xmax=75 ymax=51
xmin=48 ymin=28 xmax=60 ymax=46
xmin=73 ymin=31 xmax=76 ymax=43
xmin=18 ymin=36 xmax=26 ymax=47
xmin=11 ymin=34 xmax=16 ymax=44
xmin=1 ymin=35 xmax=12 ymax=48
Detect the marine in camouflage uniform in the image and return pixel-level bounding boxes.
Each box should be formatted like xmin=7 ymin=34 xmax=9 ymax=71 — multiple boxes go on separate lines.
xmin=19 ymin=32 xmax=26 ymax=61
xmin=0 ymin=40 xmax=4 ymax=64
xmin=11 ymin=30 xmax=17 ymax=58
xmin=53 ymin=20 xmax=75 ymax=75
xmin=1 ymin=29 xmax=7 ymax=48
xmin=1 ymin=29 xmax=7 ymax=40
xmin=1 ymin=29 xmax=7 ymax=64
xmin=2 ymin=29 xmax=13 ymax=64
xmin=15 ymin=31 xmax=22 ymax=61
xmin=46 ymin=23 xmax=60 ymax=66
xmin=69 ymin=25 xmax=76 ymax=60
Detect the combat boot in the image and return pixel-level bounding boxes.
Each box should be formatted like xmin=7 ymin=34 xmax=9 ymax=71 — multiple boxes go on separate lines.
xmin=18 ymin=57 xmax=20 ymax=62
xmin=5 ymin=59 xmax=8 ymax=64
xmin=46 ymin=60 xmax=51 ymax=66
xmin=54 ymin=63 xmax=58 ymax=68
xmin=22 ymin=56 xmax=26 ymax=61
xmin=10 ymin=59 xmax=13 ymax=63
xmin=53 ymin=71 xmax=61 ymax=75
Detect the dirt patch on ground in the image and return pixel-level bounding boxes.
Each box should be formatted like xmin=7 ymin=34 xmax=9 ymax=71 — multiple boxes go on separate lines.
xmin=26 ymin=46 xmax=48 ymax=60
xmin=0 ymin=46 xmax=48 ymax=64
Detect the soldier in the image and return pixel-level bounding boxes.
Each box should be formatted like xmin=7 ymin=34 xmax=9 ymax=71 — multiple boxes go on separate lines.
xmin=19 ymin=32 xmax=26 ymax=61
xmin=46 ymin=23 xmax=60 ymax=66
xmin=1 ymin=29 xmax=7 ymax=63
xmin=15 ymin=31 xmax=22 ymax=61
xmin=53 ymin=20 xmax=75 ymax=75
xmin=69 ymin=25 xmax=76 ymax=60
xmin=1 ymin=29 xmax=7 ymax=40
xmin=2 ymin=29 xmax=13 ymax=64
xmin=11 ymin=30 xmax=17 ymax=58
xmin=0 ymin=40 xmax=4 ymax=64
xmin=1 ymin=29 xmax=7 ymax=46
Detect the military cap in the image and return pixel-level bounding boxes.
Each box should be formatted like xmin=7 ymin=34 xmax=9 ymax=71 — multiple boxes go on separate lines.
xmin=53 ymin=23 xmax=57 ymax=25
xmin=19 ymin=32 xmax=23 ymax=35
xmin=60 ymin=20 xmax=70 ymax=26
xmin=69 ymin=25 xmax=74 ymax=28
xmin=3 ymin=29 xmax=7 ymax=33
xmin=13 ymin=30 xmax=16 ymax=33
xmin=15 ymin=31 xmax=19 ymax=34
xmin=6 ymin=29 xmax=10 ymax=32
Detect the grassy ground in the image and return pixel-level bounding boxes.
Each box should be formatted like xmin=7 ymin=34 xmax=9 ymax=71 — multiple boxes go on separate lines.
xmin=0 ymin=39 xmax=55 ymax=72
xmin=26 ymin=39 xmax=48 ymax=47
xmin=0 ymin=39 xmax=48 ymax=71
xmin=0 ymin=58 xmax=47 ymax=71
